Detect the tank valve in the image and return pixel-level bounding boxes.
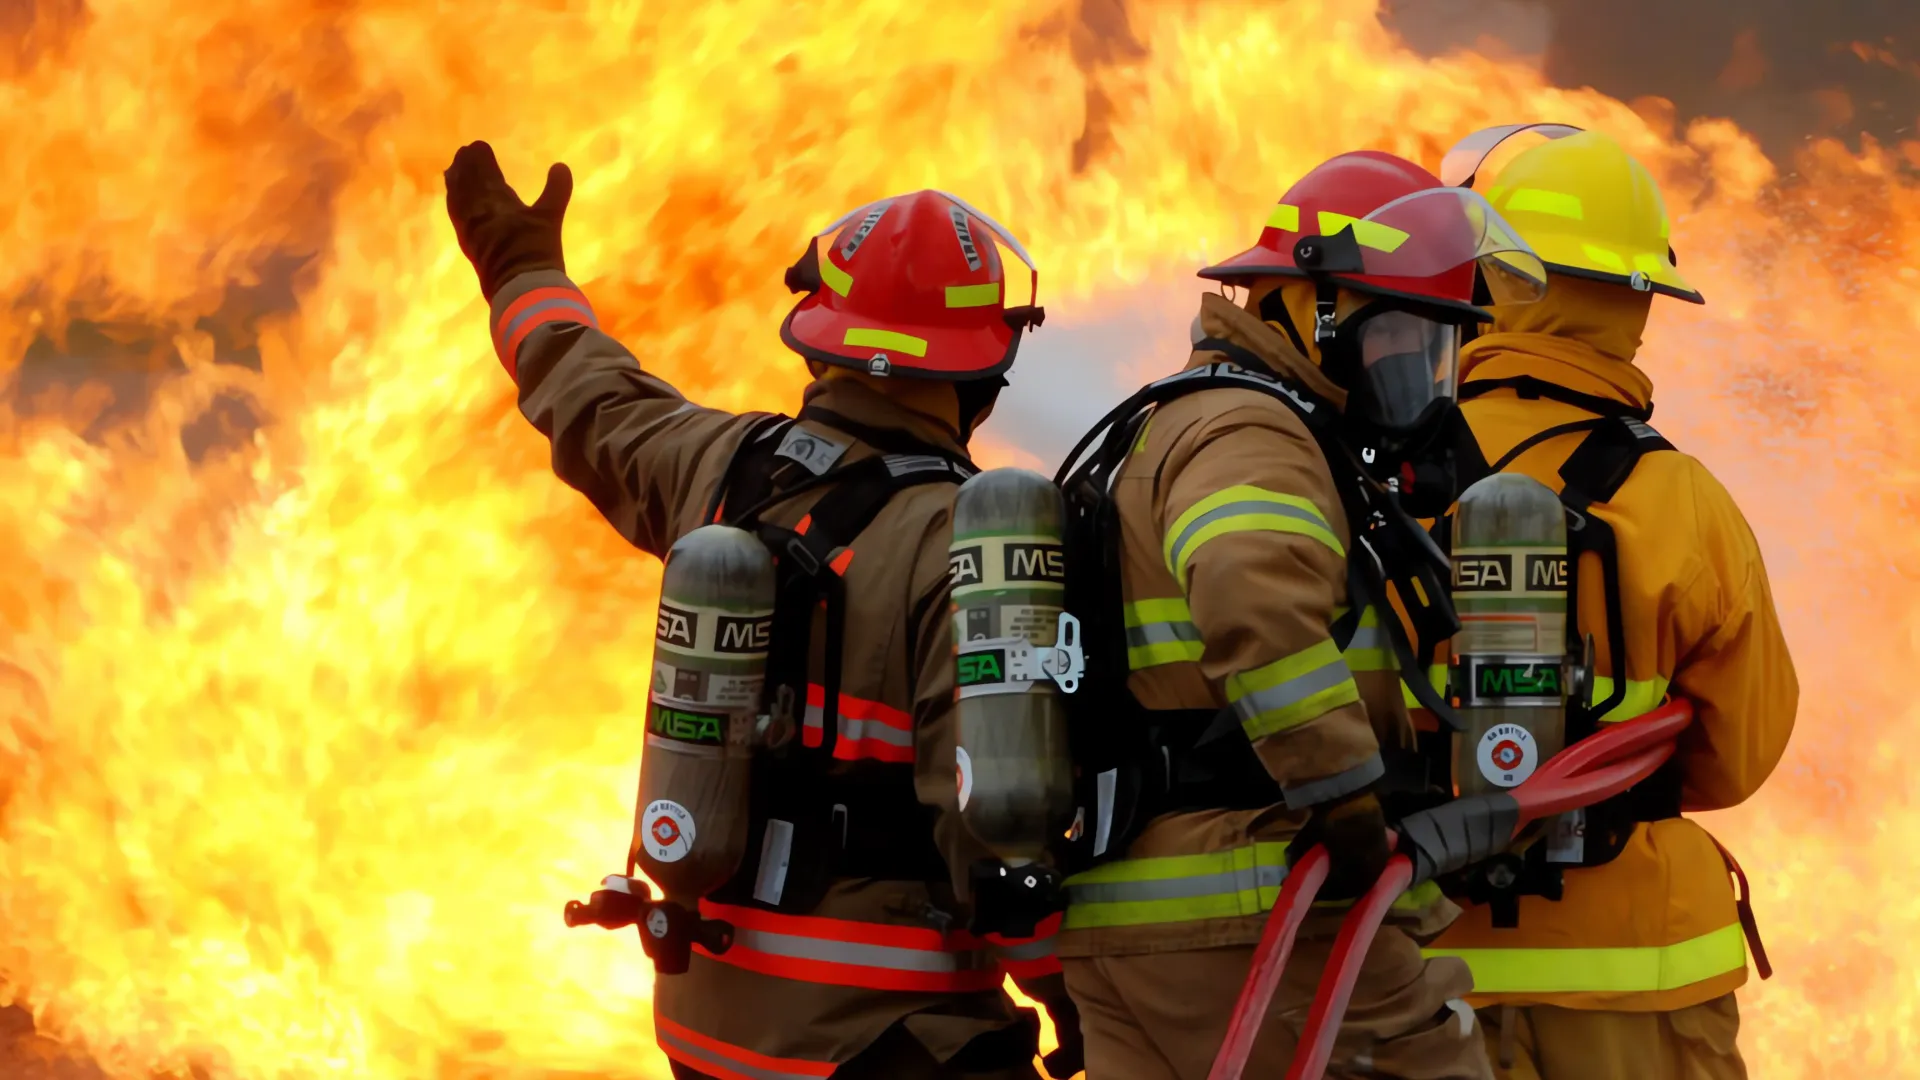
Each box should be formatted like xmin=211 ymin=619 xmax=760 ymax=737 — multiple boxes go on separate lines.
xmin=564 ymin=875 xmax=736 ymax=975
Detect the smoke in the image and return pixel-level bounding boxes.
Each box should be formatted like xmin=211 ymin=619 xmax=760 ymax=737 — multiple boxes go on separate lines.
xmin=1382 ymin=0 xmax=1920 ymax=160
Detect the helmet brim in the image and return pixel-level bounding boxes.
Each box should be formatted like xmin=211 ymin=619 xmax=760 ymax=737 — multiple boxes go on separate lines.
xmin=1541 ymin=260 xmax=1705 ymax=305
xmin=780 ymin=294 xmax=1023 ymax=380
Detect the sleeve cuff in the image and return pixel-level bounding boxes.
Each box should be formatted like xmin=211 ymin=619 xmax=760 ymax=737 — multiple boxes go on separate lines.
xmin=486 ymin=270 xmax=599 ymax=380
xmin=1280 ymin=753 xmax=1385 ymax=810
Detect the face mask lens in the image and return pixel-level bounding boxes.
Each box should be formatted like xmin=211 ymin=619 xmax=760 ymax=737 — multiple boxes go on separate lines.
xmin=1356 ymin=310 xmax=1458 ymax=430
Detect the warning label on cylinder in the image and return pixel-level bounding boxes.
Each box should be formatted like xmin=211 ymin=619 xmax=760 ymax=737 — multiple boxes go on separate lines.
xmin=956 ymin=746 xmax=975 ymax=811
xmin=958 ymin=603 xmax=1060 ymax=645
xmin=1476 ymin=724 xmax=1538 ymax=788
xmin=642 ymin=799 xmax=697 ymax=863
xmin=651 ymin=659 xmax=764 ymax=712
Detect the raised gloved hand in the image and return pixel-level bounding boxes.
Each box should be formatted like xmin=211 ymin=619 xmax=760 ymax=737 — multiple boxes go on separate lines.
xmin=443 ymin=140 xmax=572 ymax=302
xmin=1293 ymin=788 xmax=1392 ymax=900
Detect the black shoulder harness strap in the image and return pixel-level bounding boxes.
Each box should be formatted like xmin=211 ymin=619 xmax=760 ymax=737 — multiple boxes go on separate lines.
xmin=704 ymin=407 xmax=975 ymax=761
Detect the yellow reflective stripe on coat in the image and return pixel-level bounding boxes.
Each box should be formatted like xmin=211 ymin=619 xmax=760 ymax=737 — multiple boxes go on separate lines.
xmin=1164 ymin=485 xmax=1344 ymax=590
xmin=1401 ymin=664 xmax=1448 ymax=708
xmin=1226 ymin=638 xmax=1360 ymax=739
xmin=1424 ymin=922 xmax=1746 ymax=995
xmin=1063 ymin=843 xmax=1446 ymax=930
xmin=1590 ymin=675 xmax=1671 ymax=723
xmin=1125 ymin=597 xmax=1204 ymax=670
xmin=1336 ymin=606 xmax=1394 ymax=673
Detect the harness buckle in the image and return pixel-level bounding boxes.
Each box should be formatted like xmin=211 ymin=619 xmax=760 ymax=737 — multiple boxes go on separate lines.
xmin=1040 ymin=612 xmax=1086 ymax=694
xmin=784 ymin=536 xmax=823 ymax=576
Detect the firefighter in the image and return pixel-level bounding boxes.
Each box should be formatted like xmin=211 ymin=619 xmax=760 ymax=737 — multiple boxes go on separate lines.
xmin=443 ymin=143 xmax=1082 ymax=1080
xmin=1423 ymin=127 xmax=1797 ymax=1080
xmin=1050 ymin=150 xmax=1547 ymax=1079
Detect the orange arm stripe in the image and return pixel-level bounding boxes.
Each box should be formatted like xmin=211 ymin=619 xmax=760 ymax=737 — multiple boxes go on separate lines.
xmin=491 ymin=286 xmax=598 ymax=377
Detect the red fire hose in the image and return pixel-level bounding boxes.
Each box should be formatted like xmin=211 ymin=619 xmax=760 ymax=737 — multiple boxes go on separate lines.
xmin=1207 ymin=700 xmax=1694 ymax=1080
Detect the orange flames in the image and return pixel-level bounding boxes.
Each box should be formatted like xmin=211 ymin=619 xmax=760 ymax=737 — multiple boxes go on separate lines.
xmin=1 ymin=1 xmax=1914 ymax=1077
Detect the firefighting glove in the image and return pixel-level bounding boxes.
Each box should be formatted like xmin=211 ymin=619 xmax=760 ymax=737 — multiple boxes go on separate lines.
xmin=443 ymin=140 xmax=571 ymax=302
xmin=1291 ymin=788 xmax=1392 ymax=901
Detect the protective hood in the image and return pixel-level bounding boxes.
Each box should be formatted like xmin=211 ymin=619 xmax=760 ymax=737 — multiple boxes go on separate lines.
xmin=1461 ymin=274 xmax=1657 ymax=411
xmin=1188 ymin=289 xmax=1349 ymax=411
xmin=1483 ymin=271 xmax=1653 ymax=364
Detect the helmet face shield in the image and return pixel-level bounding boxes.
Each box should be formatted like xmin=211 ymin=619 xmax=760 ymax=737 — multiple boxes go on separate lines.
xmin=1440 ymin=122 xmax=1584 ymax=189
xmin=1345 ymin=187 xmax=1550 ymax=307
xmin=1351 ymin=307 xmax=1459 ymax=431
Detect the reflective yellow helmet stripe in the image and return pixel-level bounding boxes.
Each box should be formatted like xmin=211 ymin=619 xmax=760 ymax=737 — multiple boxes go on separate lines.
xmin=842 ymin=327 xmax=928 ymax=357
xmin=945 ymin=282 xmax=1001 ymax=308
xmin=819 ymin=254 xmax=854 ymax=297
xmin=1317 ymin=210 xmax=1410 ymax=253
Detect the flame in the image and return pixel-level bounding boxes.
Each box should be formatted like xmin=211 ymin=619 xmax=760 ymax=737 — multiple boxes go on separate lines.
xmin=2 ymin=0 xmax=1916 ymax=1076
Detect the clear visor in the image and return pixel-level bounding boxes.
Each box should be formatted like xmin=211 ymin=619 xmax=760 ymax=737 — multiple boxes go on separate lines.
xmin=1439 ymin=122 xmax=1584 ymax=189
xmin=1340 ymin=187 xmax=1550 ymax=306
xmin=815 ymin=190 xmax=1040 ymax=306
xmin=1353 ymin=308 xmax=1459 ymax=431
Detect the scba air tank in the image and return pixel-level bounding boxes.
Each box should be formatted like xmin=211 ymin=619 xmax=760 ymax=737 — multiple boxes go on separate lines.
xmin=1449 ymin=472 xmax=1575 ymax=799
xmin=949 ymin=468 xmax=1081 ymax=866
xmin=633 ymin=525 xmax=776 ymax=904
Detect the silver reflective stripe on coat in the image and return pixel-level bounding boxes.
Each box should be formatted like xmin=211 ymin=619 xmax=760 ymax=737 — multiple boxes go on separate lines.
xmin=1065 ymin=861 xmax=1290 ymax=907
xmin=731 ymin=927 xmax=995 ymax=975
xmin=1281 ymin=754 xmax=1386 ymax=810
xmin=802 ymin=704 xmax=914 ymax=752
xmin=1229 ymin=655 xmax=1357 ymax=724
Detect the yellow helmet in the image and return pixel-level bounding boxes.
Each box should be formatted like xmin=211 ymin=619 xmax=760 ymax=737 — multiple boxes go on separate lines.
xmin=1441 ymin=124 xmax=1703 ymax=305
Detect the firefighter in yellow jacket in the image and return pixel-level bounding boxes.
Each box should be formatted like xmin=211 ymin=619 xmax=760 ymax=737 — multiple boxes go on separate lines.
xmin=443 ymin=144 xmax=1080 ymax=1080
xmin=1422 ymin=126 xmax=1798 ymax=1079
xmin=1051 ymin=151 xmax=1553 ymax=1080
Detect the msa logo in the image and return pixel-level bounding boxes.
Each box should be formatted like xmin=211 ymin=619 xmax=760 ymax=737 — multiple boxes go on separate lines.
xmin=1453 ymin=553 xmax=1514 ymax=591
xmin=656 ymin=603 xmax=698 ymax=647
xmin=950 ymin=546 xmax=984 ymax=587
xmin=1526 ymin=554 xmax=1569 ymax=590
xmin=650 ymin=703 xmax=724 ymax=745
xmin=1475 ymin=662 xmax=1561 ymax=699
xmin=957 ymin=648 xmax=1007 ymax=688
xmin=1005 ymin=542 xmax=1066 ymax=583
xmin=715 ymin=615 xmax=773 ymax=654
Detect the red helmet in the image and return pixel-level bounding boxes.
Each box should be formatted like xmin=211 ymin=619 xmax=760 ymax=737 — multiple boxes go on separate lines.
xmin=1198 ymin=150 xmax=1542 ymax=321
xmin=1200 ymin=151 xmax=1546 ymax=436
xmin=780 ymin=190 xmax=1044 ymax=381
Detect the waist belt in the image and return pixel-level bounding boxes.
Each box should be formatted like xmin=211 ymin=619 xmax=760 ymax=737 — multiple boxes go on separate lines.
xmin=696 ymin=900 xmax=1005 ymax=993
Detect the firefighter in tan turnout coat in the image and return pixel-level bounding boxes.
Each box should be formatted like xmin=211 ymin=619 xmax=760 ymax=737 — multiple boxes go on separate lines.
xmin=444 ymin=144 xmax=1079 ymax=1080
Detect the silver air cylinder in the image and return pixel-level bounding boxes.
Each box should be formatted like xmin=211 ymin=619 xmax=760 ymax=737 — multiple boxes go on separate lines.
xmin=1449 ymin=472 xmax=1572 ymax=800
xmin=949 ymin=469 xmax=1081 ymax=866
xmin=633 ymin=525 xmax=775 ymax=903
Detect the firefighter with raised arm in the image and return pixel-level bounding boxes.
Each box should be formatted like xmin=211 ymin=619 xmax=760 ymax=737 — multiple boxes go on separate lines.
xmin=1041 ymin=151 xmax=1551 ymax=1079
xmin=1421 ymin=124 xmax=1797 ymax=1080
xmin=443 ymin=143 xmax=1082 ymax=1080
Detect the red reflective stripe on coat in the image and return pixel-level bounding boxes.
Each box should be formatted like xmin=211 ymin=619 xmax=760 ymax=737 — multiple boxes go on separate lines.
xmin=987 ymin=912 xmax=1063 ymax=978
xmin=802 ymin=684 xmax=915 ymax=764
xmin=653 ymin=1014 xmax=835 ymax=1080
xmin=492 ymin=286 xmax=599 ymax=378
xmin=696 ymin=901 xmax=1002 ymax=994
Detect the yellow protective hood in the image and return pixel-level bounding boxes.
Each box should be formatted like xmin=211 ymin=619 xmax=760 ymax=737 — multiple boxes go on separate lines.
xmin=1460 ymin=273 xmax=1656 ymax=410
